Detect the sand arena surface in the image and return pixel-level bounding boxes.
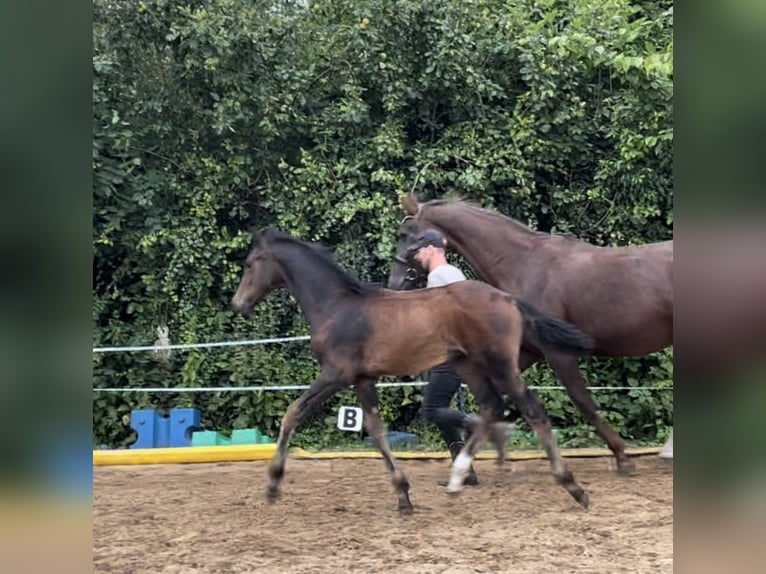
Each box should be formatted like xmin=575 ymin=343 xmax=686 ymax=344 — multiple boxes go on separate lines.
xmin=94 ymin=455 xmax=672 ymax=573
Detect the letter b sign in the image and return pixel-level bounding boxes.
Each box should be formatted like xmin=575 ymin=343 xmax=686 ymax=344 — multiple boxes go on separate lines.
xmin=337 ymin=406 xmax=363 ymax=432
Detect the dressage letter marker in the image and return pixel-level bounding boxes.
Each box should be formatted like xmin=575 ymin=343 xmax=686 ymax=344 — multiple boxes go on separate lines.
xmin=337 ymin=406 xmax=363 ymax=432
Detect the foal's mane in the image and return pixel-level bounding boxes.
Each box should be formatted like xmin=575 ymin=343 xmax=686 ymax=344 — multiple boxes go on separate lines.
xmin=261 ymin=229 xmax=382 ymax=295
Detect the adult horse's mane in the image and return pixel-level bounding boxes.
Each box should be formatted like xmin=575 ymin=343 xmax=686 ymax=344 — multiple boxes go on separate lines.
xmin=261 ymin=228 xmax=382 ymax=295
xmin=421 ymin=197 xmax=577 ymax=241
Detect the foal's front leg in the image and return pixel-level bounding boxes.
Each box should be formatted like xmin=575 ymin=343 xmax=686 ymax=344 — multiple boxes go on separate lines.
xmin=355 ymin=377 xmax=413 ymax=514
xmin=266 ymin=375 xmax=347 ymax=501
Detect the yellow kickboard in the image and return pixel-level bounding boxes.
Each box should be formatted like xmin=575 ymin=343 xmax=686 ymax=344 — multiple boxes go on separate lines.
xmin=94 ymin=445 xmax=660 ymax=466
xmin=290 ymin=446 xmax=660 ymax=460
xmin=93 ymin=443 xmax=277 ymax=466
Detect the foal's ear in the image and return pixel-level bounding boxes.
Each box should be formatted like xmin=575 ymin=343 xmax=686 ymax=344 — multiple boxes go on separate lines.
xmin=401 ymin=192 xmax=419 ymax=215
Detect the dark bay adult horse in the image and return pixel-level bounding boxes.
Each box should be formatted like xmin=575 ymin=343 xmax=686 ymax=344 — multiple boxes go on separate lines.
xmin=231 ymin=228 xmax=594 ymax=512
xmin=388 ymin=194 xmax=674 ymax=474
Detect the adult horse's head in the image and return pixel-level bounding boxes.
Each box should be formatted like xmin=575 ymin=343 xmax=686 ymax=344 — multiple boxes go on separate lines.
xmin=387 ymin=214 xmax=429 ymax=290
xmin=231 ymin=228 xmax=285 ymax=316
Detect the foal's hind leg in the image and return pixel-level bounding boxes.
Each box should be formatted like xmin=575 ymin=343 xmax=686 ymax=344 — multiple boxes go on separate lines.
xmin=266 ymin=375 xmax=348 ymax=502
xmin=505 ymin=374 xmax=589 ymax=509
xmin=546 ymin=352 xmax=633 ymax=474
xmin=454 ymin=360 xmax=512 ymax=465
xmin=355 ymin=378 xmax=413 ymax=513
xmin=443 ymin=360 xmax=507 ymax=493
xmin=446 ymin=404 xmax=492 ymax=494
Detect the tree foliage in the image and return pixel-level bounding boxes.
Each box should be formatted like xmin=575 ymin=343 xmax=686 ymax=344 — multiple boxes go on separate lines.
xmin=93 ymin=0 xmax=673 ymax=449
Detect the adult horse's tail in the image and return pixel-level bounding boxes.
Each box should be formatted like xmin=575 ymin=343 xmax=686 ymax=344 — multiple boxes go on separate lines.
xmin=515 ymin=298 xmax=594 ymax=357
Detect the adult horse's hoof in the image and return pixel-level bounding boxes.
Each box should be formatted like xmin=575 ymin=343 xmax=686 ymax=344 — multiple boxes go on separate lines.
xmin=398 ymin=502 xmax=414 ymax=515
xmin=617 ymin=458 xmax=636 ymax=476
xmin=490 ymin=422 xmax=515 ymax=466
xmin=446 ymin=486 xmax=463 ymax=498
xmin=578 ymin=492 xmax=590 ymax=510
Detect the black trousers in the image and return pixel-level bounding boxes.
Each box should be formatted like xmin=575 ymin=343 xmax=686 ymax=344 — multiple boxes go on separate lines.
xmin=421 ymin=362 xmax=472 ymax=448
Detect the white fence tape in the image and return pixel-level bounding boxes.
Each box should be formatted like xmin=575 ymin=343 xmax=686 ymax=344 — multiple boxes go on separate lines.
xmin=92 ymin=335 xmax=311 ymax=354
xmin=93 ymin=383 xmax=671 ymax=393
xmin=93 ymin=334 xmax=672 ymax=392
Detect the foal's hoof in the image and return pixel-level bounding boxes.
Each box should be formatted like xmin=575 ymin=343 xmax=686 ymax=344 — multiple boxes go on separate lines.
xmin=265 ymin=484 xmax=281 ymax=503
xmin=617 ymin=459 xmax=636 ymax=476
xmin=578 ymin=492 xmax=590 ymax=510
xmin=398 ymin=503 xmax=414 ymax=515
xmin=438 ymin=478 xmax=479 ymax=487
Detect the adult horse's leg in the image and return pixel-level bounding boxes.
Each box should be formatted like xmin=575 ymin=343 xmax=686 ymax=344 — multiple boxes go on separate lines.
xmin=266 ymin=374 xmax=349 ymax=502
xmin=518 ymin=348 xmax=541 ymax=372
xmin=355 ymin=377 xmax=413 ymax=513
xmin=545 ymin=352 xmax=634 ymax=474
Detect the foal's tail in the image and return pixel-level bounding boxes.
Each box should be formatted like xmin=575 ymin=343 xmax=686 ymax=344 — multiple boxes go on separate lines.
xmin=515 ymin=298 xmax=594 ymax=357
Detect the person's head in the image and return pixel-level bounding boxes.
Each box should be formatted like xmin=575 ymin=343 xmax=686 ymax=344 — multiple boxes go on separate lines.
xmin=406 ymin=229 xmax=448 ymax=272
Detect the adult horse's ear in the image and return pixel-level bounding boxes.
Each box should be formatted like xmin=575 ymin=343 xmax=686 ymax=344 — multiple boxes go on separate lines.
xmin=253 ymin=228 xmax=269 ymax=245
xmin=401 ymin=192 xmax=419 ymax=215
